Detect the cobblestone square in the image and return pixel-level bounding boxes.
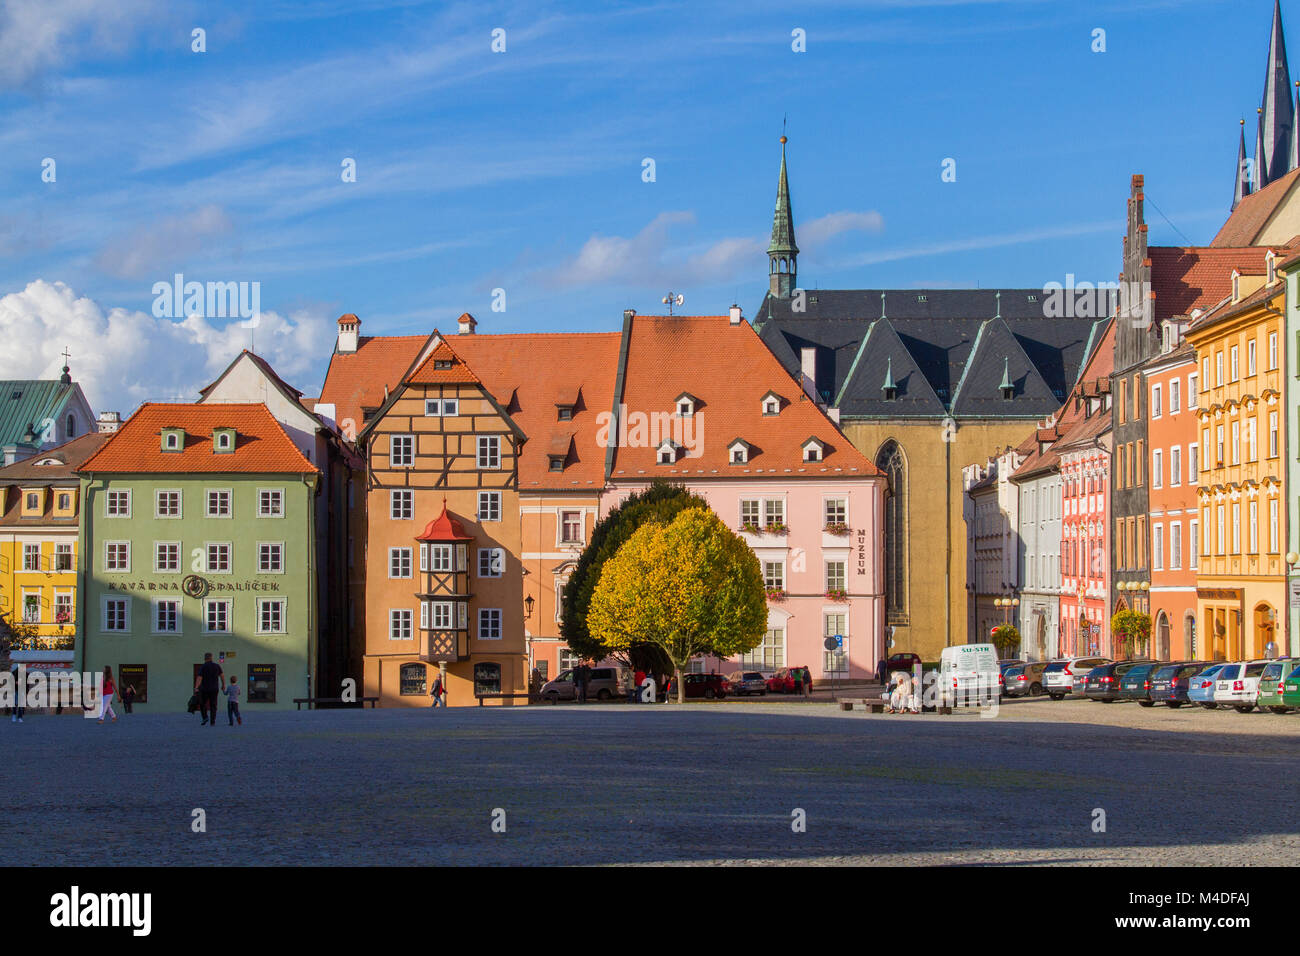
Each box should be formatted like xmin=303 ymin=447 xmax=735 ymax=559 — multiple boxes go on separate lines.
xmin=6 ymin=696 xmax=1297 ymax=866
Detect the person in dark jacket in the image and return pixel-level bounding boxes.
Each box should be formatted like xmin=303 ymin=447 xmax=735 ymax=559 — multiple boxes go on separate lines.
xmin=875 ymin=657 xmax=888 ymax=686
xmin=194 ymin=653 xmax=224 ymax=727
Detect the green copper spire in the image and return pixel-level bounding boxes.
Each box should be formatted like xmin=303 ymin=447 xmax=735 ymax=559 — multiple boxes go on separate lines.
xmin=768 ymin=135 xmax=798 ymax=298
xmin=882 ymin=356 xmax=896 ymax=392
xmin=999 ymin=357 xmax=1013 ymax=395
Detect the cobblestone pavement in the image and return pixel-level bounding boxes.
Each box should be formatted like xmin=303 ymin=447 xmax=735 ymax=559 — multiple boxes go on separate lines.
xmin=5 ymin=695 xmax=1297 ymax=866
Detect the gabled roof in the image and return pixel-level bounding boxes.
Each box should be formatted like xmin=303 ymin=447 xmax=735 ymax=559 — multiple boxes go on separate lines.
xmin=754 ymin=289 xmax=1093 ymax=419
xmin=77 ymin=403 xmax=317 ymax=475
xmin=407 ymin=338 xmax=482 ymax=385
xmin=0 ymin=432 xmax=111 ymax=483
xmin=1210 ymin=168 xmax=1300 ymax=246
xmin=950 ymin=317 xmax=1057 ymax=417
xmin=200 ymin=350 xmax=303 ymax=400
xmin=832 ymin=318 xmax=946 ymax=417
xmin=318 ymin=333 xmax=430 ymax=431
xmin=612 ymin=315 xmax=878 ymax=478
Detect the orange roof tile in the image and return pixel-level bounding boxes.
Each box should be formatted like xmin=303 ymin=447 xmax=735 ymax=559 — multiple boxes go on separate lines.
xmin=77 ymin=403 xmax=317 ymax=475
xmin=407 ymin=338 xmax=482 ymax=385
xmin=1148 ymin=247 xmax=1277 ymax=319
xmin=1211 ymin=168 xmax=1300 ymax=247
xmin=612 ymin=316 xmax=879 ymax=478
xmin=318 ymin=334 xmax=429 ymax=431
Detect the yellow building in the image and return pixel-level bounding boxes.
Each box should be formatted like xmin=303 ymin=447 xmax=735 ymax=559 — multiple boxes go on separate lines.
xmin=1186 ymin=257 xmax=1290 ymax=660
xmin=0 ymin=434 xmax=108 ymax=668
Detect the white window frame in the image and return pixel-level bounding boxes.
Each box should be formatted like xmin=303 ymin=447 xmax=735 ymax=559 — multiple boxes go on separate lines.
xmin=153 ymin=598 xmax=181 ymax=634
xmin=203 ymin=598 xmax=231 ymax=635
xmin=1150 ymin=384 xmax=1162 ymax=419
xmin=1152 ymin=449 xmax=1162 ymax=489
xmin=478 ymin=548 xmax=504 ymax=578
xmin=1190 ymin=519 xmax=1199 ymax=570
xmin=390 ymin=489 xmax=414 ymax=520
xmin=257 ymin=598 xmax=286 ymax=635
xmin=258 ymin=541 xmax=284 ymax=574
xmin=258 ymin=487 xmax=285 ymax=518
xmin=155 ymin=489 xmax=182 ymax=519
xmin=1170 ymin=521 xmax=1182 ymax=570
xmin=154 ymin=541 xmax=181 ymax=574
xmin=389 ymin=547 xmax=413 ymax=579
xmin=1170 ymin=446 xmax=1181 ymax=486
xmin=1248 ymin=500 xmax=1258 ymax=554
xmin=558 ymin=510 xmax=584 ymax=546
xmin=389 ymin=609 xmax=413 ymax=641
xmin=102 ymin=596 xmax=129 ymax=633
xmin=105 ymin=489 xmax=132 ymax=518
xmin=477 ymin=491 xmax=501 ymax=522
xmin=206 ymin=488 xmax=233 ymax=518
xmin=477 ymin=435 xmax=501 ymax=470
xmin=1169 ymin=379 xmax=1180 ymax=414
xmin=205 ymin=541 xmax=232 ymax=574
xmin=104 ymin=540 xmax=131 ymax=573
xmin=478 ymin=608 xmax=502 ymax=640
xmin=390 ymin=434 xmax=415 ymax=468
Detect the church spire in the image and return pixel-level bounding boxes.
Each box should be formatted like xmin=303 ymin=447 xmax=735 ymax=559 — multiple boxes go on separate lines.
xmin=1235 ymin=118 xmax=1252 ymax=211
xmin=1257 ymin=0 xmax=1295 ymax=187
xmin=768 ymin=134 xmax=798 ymax=299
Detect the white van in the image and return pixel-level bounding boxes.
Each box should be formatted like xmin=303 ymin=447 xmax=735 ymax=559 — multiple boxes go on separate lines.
xmin=939 ymin=643 xmax=1000 ymax=707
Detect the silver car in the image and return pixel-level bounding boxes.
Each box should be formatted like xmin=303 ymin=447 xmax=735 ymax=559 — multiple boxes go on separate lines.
xmin=1042 ymin=657 xmax=1109 ymax=699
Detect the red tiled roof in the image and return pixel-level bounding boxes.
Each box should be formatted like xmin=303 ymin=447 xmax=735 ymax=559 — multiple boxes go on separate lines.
xmin=407 ymin=338 xmax=482 ymax=385
xmin=1210 ymin=168 xmax=1300 ymax=247
xmin=450 ymin=331 xmax=622 ymax=491
xmin=416 ymin=500 xmax=474 ymax=541
xmin=1148 ymin=247 xmax=1276 ymax=320
xmin=77 ymin=403 xmax=317 ymax=475
xmin=318 ymin=334 xmax=429 ymax=431
xmin=612 ymin=316 xmax=879 ymax=478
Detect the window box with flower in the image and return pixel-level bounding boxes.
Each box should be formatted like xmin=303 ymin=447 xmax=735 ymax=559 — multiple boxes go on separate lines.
xmin=823 ymin=522 xmax=850 ymax=536
xmin=764 ymin=521 xmax=789 ymax=535
xmin=824 ymin=588 xmax=848 ymax=603
xmin=764 ymin=588 xmax=787 ymax=602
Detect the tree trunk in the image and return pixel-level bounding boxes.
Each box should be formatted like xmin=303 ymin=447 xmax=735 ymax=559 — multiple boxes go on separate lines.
xmin=675 ymin=666 xmax=685 ymax=704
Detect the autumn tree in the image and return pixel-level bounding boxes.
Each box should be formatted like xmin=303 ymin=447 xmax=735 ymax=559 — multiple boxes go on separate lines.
xmin=560 ymin=480 xmax=708 ymax=671
xmin=587 ymin=507 xmax=767 ymax=702
xmin=990 ymin=624 xmax=1021 ymax=657
xmin=1110 ymin=609 xmax=1152 ymax=659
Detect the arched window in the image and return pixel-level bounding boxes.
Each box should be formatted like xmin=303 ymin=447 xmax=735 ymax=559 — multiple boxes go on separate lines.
xmin=474 ymin=662 xmax=501 ymax=695
xmin=875 ymin=440 xmax=908 ymax=624
xmin=399 ymin=662 xmax=427 ymax=696
xmin=66 ymin=414 xmax=76 ymax=438
xmin=1156 ymin=611 xmax=1170 ymax=661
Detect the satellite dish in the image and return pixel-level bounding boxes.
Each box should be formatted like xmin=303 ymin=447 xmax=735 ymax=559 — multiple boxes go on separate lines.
xmin=675 ymin=294 xmax=684 ymax=306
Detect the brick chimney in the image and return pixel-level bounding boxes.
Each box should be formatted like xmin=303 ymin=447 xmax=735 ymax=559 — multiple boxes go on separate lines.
xmin=457 ymin=312 xmax=477 ymax=335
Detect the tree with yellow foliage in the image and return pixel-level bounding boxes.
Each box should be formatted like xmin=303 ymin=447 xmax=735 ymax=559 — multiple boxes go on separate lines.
xmin=588 ymin=506 xmax=767 ymax=703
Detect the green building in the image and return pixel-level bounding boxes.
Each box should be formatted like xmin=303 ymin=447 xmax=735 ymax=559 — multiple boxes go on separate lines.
xmin=76 ymin=403 xmax=319 ymax=711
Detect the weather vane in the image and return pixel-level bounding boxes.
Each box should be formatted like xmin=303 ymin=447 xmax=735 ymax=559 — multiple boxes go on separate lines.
xmin=662 ymin=292 xmax=684 ymax=315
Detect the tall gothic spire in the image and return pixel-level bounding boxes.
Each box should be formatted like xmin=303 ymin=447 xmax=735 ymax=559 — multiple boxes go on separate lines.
xmin=1235 ymin=118 xmax=1252 ymax=211
xmin=768 ymin=134 xmax=798 ymax=299
xmin=1258 ymin=0 xmax=1295 ymax=187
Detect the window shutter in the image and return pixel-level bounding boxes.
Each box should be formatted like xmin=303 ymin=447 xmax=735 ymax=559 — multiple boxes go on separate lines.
xmin=456 ymin=544 xmax=467 ymax=571
xmin=420 ymin=601 xmax=429 ymax=630
xmin=457 ymin=602 xmax=467 ymax=630
xmin=419 ymin=543 xmax=428 ymax=572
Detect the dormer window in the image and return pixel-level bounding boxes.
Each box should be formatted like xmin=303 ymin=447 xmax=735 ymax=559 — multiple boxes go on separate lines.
xmin=434 ymin=359 xmax=453 ymax=371
xmin=1267 ymin=252 xmax=1277 ymax=285
xmin=213 ymin=428 xmax=236 ymax=453
xmin=761 ymin=391 xmax=782 ymax=416
xmin=549 ymin=456 xmax=565 ymax=472
xmin=656 ymin=441 xmax=678 ymax=465
xmin=728 ymin=439 xmax=751 ymax=465
xmin=557 ymin=406 xmax=574 ymax=422
xmin=802 ymin=438 xmax=825 ymax=463
xmin=1232 ymin=272 xmax=1241 ymax=301
xmin=674 ymin=393 xmax=697 ymax=417
xmin=161 ymin=428 xmax=185 ymax=452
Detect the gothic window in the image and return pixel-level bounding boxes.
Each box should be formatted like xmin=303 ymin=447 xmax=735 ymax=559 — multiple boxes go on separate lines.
xmin=876 ymin=440 xmax=909 ymax=624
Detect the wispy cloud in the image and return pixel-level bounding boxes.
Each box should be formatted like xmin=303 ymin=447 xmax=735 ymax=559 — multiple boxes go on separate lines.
xmin=841 ymin=219 xmax=1122 ymax=267
xmin=94 ymin=205 xmax=234 ymax=279
xmin=0 ymin=0 xmax=166 ymax=90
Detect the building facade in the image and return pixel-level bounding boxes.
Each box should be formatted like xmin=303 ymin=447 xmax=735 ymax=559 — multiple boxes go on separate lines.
xmin=964 ymin=446 xmax=1025 ymax=649
xmin=76 ymin=404 xmax=320 ymax=711
xmin=1283 ymin=252 xmax=1300 ymax=655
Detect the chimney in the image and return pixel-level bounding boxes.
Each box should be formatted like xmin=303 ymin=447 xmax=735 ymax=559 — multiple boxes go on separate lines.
xmin=96 ymin=411 xmax=122 ymax=434
xmin=800 ymin=347 xmax=818 ymax=401
xmin=729 ymin=304 xmax=742 ymax=325
xmin=623 ymin=309 xmax=636 ymax=322
xmin=337 ymin=314 xmax=360 ymax=354
xmin=457 ymin=312 xmax=477 ymax=335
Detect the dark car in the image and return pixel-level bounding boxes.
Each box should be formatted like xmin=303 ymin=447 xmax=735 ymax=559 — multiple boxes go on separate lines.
xmin=728 ymin=671 xmax=768 ymax=697
xmin=682 ymin=673 xmax=729 ymax=699
xmin=1117 ymin=661 xmax=1164 ymax=706
xmin=1003 ymin=661 xmax=1048 ymax=698
xmin=884 ymin=653 xmax=922 ymax=675
xmin=997 ymin=659 xmax=1027 ymax=697
xmin=1085 ymin=660 xmax=1154 ymax=702
xmin=1148 ymin=662 xmax=1209 ymax=707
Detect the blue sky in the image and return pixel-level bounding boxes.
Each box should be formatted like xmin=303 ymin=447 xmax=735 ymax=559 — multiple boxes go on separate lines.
xmin=0 ymin=0 xmax=1288 ymax=414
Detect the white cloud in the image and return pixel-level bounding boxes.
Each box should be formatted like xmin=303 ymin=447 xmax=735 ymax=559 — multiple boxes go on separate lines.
xmin=0 ymin=280 xmax=330 ymax=416
xmin=0 ymin=0 xmax=164 ymax=89
xmin=799 ymin=210 xmax=885 ymax=244
xmin=94 ymin=205 xmax=234 ymax=280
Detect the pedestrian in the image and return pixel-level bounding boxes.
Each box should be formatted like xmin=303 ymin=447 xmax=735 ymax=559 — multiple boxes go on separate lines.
xmin=225 ymin=676 xmax=242 ymax=726
xmin=875 ymin=657 xmax=887 ymax=686
xmin=792 ymin=666 xmax=803 ymax=697
xmin=121 ymin=682 xmax=137 ymax=714
xmin=194 ymin=653 xmax=224 ymax=727
xmin=430 ymin=674 xmax=445 ymax=708
xmin=10 ymin=665 xmax=25 ymax=723
xmin=633 ymin=668 xmax=646 ymax=704
xmin=803 ymin=666 xmax=813 ymax=697
xmin=576 ymin=663 xmax=589 ymax=704
xmin=98 ymin=666 xmax=118 ymax=724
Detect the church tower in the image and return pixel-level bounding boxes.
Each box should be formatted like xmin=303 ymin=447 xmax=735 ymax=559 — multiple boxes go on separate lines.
xmin=1256 ymin=0 xmax=1294 ymax=189
xmin=768 ymin=135 xmax=798 ymax=299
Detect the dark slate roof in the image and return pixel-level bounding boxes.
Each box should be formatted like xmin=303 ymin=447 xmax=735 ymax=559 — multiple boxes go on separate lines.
xmin=754 ymin=290 xmax=1102 ymax=420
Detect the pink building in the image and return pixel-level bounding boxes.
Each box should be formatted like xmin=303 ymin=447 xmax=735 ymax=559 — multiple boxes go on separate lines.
xmin=601 ymin=313 xmax=886 ymax=681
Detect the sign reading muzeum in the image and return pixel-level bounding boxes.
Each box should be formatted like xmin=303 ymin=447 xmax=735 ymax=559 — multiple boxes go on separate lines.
xmin=75 ymin=403 xmax=320 ymax=711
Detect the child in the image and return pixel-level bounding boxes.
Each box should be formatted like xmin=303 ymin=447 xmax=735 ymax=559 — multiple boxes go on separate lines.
xmin=225 ymin=676 xmax=242 ymax=726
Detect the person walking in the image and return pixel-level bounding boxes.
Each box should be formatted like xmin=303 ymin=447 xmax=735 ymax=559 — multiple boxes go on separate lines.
xmin=792 ymin=666 xmax=804 ymax=697
xmin=10 ymin=665 xmax=25 ymax=723
xmin=194 ymin=653 xmax=224 ymax=727
xmin=575 ymin=663 xmax=589 ymax=704
xmin=225 ymin=676 xmax=242 ymax=726
xmin=875 ymin=656 xmax=887 ymax=687
xmin=121 ymin=682 xmax=137 ymax=714
xmin=98 ymin=666 xmax=118 ymax=724
xmin=803 ymin=666 xmax=813 ymax=697
xmin=429 ymin=674 xmax=445 ymax=708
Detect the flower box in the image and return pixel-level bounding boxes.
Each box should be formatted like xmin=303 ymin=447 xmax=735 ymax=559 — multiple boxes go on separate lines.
xmin=823 ymin=523 xmax=850 ymax=536
xmin=765 ymin=589 xmax=787 ymax=602
xmin=824 ymin=589 xmax=848 ymax=602
xmin=764 ymin=522 xmax=789 ymax=535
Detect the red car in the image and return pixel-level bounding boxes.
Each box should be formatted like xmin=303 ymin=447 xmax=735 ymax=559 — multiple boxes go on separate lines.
xmin=765 ymin=667 xmax=810 ymax=694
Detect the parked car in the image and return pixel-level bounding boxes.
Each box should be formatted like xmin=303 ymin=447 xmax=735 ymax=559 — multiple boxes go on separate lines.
xmin=1280 ymin=665 xmax=1300 ymax=710
xmin=1214 ymin=661 xmax=1270 ymax=713
xmin=682 ymin=673 xmax=730 ymax=700
xmin=1256 ymin=659 xmax=1299 ymax=713
xmin=1188 ymin=663 xmax=1229 ymax=708
xmin=997 ymin=659 xmax=1026 ymax=697
xmin=1043 ymin=657 xmax=1109 ymax=699
xmin=1117 ymin=661 xmax=1164 ymax=706
xmin=1003 ymin=661 xmax=1049 ymax=698
xmin=884 ymin=653 xmax=922 ymax=674
xmin=728 ymin=671 xmax=768 ymax=697
xmin=539 ymin=666 xmax=629 ymax=702
xmin=1149 ymin=662 xmax=1209 ymax=707
xmin=1086 ymin=658 xmax=1159 ymax=702
xmin=765 ymin=667 xmax=811 ymax=694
